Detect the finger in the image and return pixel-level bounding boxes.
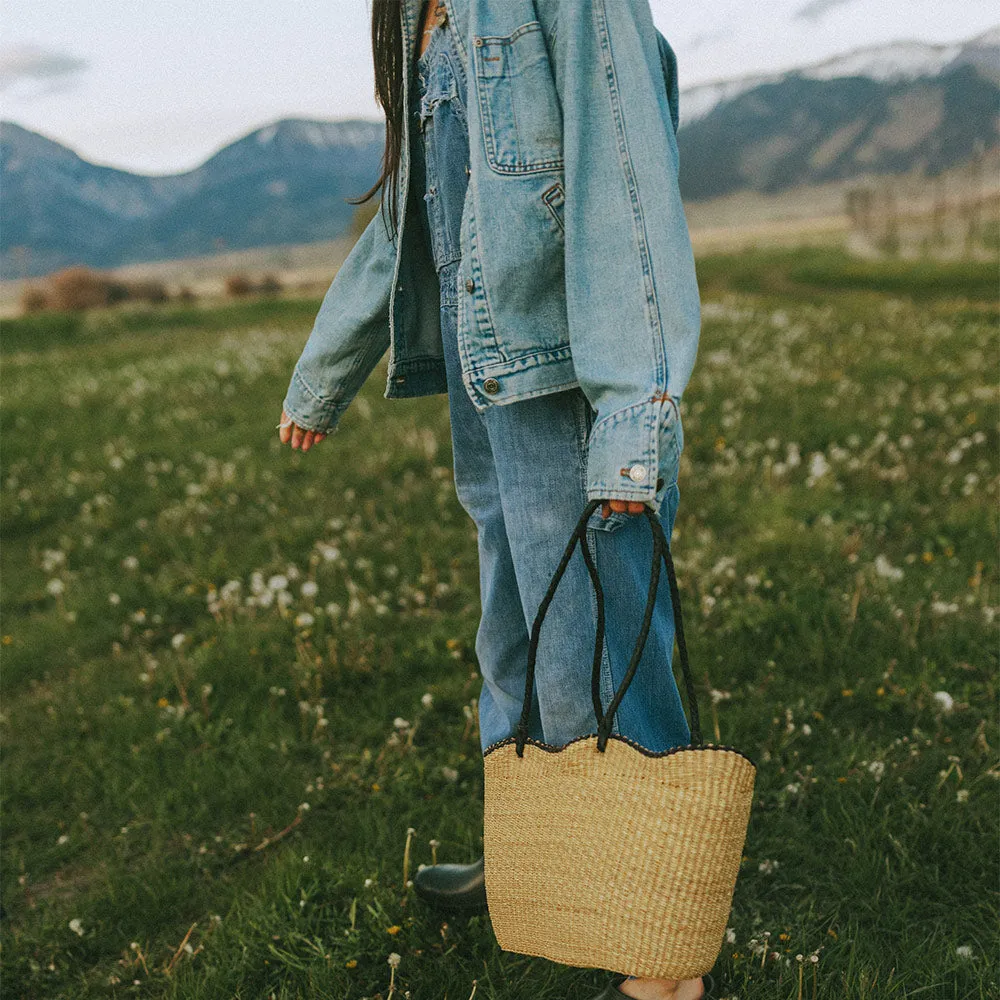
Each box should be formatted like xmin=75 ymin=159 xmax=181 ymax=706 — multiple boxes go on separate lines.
xmin=627 ymin=501 xmax=645 ymax=514
xmin=608 ymin=499 xmax=628 ymax=513
xmin=291 ymin=424 xmax=304 ymax=449
xmin=301 ymin=430 xmax=316 ymax=451
xmin=602 ymin=501 xmax=610 ymax=519
xmin=278 ymin=410 xmax=292 ymax=444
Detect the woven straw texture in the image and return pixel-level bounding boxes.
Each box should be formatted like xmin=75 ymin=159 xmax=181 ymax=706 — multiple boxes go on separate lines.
xmin=483 ymin=734 xmax=756 ymax=980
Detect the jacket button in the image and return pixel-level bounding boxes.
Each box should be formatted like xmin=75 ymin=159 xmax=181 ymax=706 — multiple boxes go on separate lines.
xmin=628 ymin=463 xmax=648 ymax=483
xmin=483 ymin=378 xmax=500 ymax=394
xmin=465 ymin=278 xmax=475 ymax=293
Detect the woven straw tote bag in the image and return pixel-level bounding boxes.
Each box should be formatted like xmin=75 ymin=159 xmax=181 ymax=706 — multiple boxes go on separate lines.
xmin=482 ymin=498 xmax=757 ymax=981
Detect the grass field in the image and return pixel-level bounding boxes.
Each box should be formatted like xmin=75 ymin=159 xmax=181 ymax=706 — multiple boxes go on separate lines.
xmin=1 ymin=246 xmax=997 ymax=998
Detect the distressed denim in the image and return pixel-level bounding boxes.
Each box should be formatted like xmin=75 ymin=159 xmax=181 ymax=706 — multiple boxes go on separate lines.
xmin=413 ymin=16 xmax=691 ymax=755
xmin=282 ymin=0 xmax=699 ymax=507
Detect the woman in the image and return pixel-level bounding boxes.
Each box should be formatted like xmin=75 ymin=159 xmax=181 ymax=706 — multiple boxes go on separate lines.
xmin=278 ymin=2 xmax=709 ymax=997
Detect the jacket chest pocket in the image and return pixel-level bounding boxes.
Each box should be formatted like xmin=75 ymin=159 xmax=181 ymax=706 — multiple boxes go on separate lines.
xmin=474 ymin=21 xmax=564 ymax=174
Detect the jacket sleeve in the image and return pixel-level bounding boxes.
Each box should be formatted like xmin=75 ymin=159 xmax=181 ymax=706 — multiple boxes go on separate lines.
xmin=281 ymin=206 xmax=396 ymax=435
xmin=547 ymin=0 xmax=701 ymax=507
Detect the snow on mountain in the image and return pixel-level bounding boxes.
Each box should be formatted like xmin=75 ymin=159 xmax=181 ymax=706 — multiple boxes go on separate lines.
xmin=679 ymin=25 xmax=999 ymax=127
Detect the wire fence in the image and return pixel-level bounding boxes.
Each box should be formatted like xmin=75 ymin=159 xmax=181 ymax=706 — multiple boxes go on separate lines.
xmin=844 ymin=143 xmax=1000 ymax=260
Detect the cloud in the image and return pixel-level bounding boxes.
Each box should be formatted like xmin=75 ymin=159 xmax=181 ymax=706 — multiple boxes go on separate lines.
xmin=0 ymin=44 xmax=88 ymax=97
xmin=794 ymin=0 xmax=858 ymax=22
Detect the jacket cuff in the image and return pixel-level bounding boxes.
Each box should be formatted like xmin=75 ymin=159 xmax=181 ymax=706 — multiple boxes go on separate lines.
xmin=585 ymin=395 xmax=683 ymax=506
xmin=281 ymin=365 xmax=346 ymax=435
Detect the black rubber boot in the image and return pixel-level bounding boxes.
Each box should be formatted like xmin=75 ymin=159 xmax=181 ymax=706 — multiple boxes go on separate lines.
xmin=412 ymin=854 xmax=488 ymax=914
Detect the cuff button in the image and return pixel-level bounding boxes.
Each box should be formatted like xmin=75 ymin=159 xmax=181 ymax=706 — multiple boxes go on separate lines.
xmin=628 ymin=463 xmax=648 ymax=483
xmin=483 ymin=377 xmax=500 ymax=394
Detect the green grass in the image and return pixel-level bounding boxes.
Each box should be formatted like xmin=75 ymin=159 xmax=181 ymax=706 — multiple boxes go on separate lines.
xmin=694 ymin=245 xmax=999 ymax=303
xmin=2 ymin=247 xmax=997 ymax=998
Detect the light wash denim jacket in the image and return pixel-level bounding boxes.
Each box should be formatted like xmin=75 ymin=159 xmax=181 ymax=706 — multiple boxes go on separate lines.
xmin=282 ymin=0 xmax=701 ymax=506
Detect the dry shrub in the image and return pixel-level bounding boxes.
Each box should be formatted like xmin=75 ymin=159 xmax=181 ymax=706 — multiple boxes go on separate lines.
xmin=177 ymin=286 xmax=197 ymax=304
xmin=20 ymin=284 xmax=50 ymax=314
xmin=129 ymin=280 xmax=169 ymax=304
xmin=48 ymin=267 xmax=113 ymax=311
xmin=225 ymin=273 xmax=254 ymax=298
xmin=107 ymin=280 xmax=133 ymax=305
xmin=257 ymin=273 xmax=283 ymax=296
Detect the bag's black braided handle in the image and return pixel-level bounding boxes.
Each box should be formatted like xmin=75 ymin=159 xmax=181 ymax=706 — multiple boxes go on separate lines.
xmin=516 ymin=498 xmax=702 ymax=756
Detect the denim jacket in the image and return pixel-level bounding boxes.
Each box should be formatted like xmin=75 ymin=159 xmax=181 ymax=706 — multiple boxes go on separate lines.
xmin=282 ymin=0 xmax=701 ymax=505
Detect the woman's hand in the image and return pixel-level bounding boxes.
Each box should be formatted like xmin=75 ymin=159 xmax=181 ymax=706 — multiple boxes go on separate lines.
xmin=277 ymin=409 xmax=327 ymax=451
xmin=601 ymin=499 xmax=647 ymax=519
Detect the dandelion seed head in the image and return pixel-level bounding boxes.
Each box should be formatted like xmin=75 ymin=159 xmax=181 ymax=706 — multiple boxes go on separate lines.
xmin=932 ymin=691 xmax=955 ymax=712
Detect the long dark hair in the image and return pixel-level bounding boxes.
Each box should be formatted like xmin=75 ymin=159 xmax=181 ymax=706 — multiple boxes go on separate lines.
xmin=345 ymin=0 xmax=407 ymax=242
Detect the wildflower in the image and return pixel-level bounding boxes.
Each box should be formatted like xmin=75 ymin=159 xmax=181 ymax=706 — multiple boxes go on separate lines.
xmin=267 ymin=574 xmax=289 ymax=592
xmin=387 ymin=925 xmax=402 ymax=935
xmin=69 ymin=918 xmax=85 ymax=936
xmin=873 ymin=554 xmax=904 ymax=581
xmin=388 ymin=952 xmax=401 ymax=967
xmin=294 ymin=612 xmax=315 ymax=628
xmin=866 ymin=760 xmax=885 ymax=782
xmin=421 ymin=692 xmax=434 ymax=708
xmin=57 ymin=834 xmax=69 ymax=845
xmin=301 ymin=580 xmax=318 ymax=599
xmin=932 ymin=691 xmax=954 ymax=713
xmin=930 ymin=601 xmax=959 ymax=615
xmin=393 ymin=717 xmax=411 ymax=731
xmin=41 ymin=549 xmax=66 ymax=573
xmin=171 ymin=633 xmax=187 ymax=650
xmin=806 ymin=452 xmax=830 ymax=484
xmin=346 ymin=959 xmax=358 ymax=968
xmin=108 ymin=592 xmax=121 ymax=605
xmin=47 ymin=578 xmax=66 ymax=596
xmin=956 ymin=789 xmax=969 ymax=803
xmin=364 ymin=878 xmax=374 ymax=887
xmin=441 ymin=766 xmax=459 ymax=782
xmin=956 ymin=945 xmax=974 ymax=959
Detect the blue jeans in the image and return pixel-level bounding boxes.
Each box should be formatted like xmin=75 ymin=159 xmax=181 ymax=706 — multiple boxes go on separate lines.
xmin=413 ymin=17 xmax=692 ymax=755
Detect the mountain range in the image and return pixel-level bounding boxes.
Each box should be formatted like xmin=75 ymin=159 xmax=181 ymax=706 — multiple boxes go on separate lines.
xmin=2 ymin=26 xmax=997 ymax=279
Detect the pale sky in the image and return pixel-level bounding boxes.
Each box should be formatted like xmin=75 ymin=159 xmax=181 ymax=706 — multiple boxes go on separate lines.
xmin=2 ymin=0 xmax=996 ymax=176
